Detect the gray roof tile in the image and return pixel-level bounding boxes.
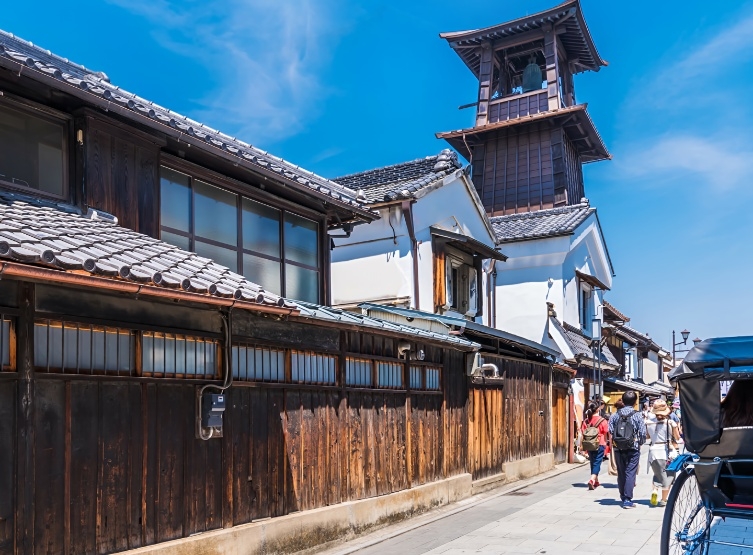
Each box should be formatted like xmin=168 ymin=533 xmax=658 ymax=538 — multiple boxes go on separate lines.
xmin=490 ymin=202 xmax=594 ymax=243
xmin=0 ymin=191 xmax=296 ymax=308
xmin=332 ymin=150 xmax=463 ymax=203
xmin=0 ymin=192 xmax=476 ymax=350
xmin=551 ymin=318 xmax=620 ymax=367
xmin=0 ymin=31 xmax=374 ymax=218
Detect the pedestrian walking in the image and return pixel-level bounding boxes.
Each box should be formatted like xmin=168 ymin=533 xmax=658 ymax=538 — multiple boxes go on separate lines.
xmin=609 ymin=391 xmax=647 ymax=509
xmin=608 ymin=399 xmax=624 ymax=476
xmin=581 ymin=401 xmax=609 ymax=490
xmin=645 ymin=399 xmax=680 ymax=507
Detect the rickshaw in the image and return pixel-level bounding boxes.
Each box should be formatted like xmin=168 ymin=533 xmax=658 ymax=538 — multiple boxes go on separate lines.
xmin=663 ymin=336 xmax=753 ymax=554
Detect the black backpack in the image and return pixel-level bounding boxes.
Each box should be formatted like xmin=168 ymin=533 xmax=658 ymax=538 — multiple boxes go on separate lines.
xmin=613 ymin=410 xmax=637 ymax=450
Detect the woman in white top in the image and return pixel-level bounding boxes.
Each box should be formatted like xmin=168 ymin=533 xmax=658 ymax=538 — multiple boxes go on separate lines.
xmin=646 ymin=399 xmax=681 ymax=507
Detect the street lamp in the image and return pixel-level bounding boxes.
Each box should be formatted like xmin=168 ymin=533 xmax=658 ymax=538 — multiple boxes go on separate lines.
xmin=673 ymin=329 xmax=696 ymax=363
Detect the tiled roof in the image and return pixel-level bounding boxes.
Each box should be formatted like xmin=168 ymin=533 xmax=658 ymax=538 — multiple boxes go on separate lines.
xmin=0 ymin=192 xmax=478 ymax=350
xmin=0 ymin=191 xmax=297 ymax=308
xmin=296 ymin=303 xmax=480 ymax=351
xmin=332 ymin=150 xmax=463 ymax=203
xmin=0 ymin=30 xmax=374 ymax=218
xmin=603 ymin=301 xmax=630 ymax=323
xmin=490 ymin=202 xmax=594 ymax=243
xmin=552 ymin=318 xmax=620 ymax=368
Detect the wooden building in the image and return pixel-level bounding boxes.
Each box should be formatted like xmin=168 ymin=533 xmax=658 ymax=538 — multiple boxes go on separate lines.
xmin=0 ymin=27 xmax=561 ymax=555
xmin=436 ymin=0 xmax=611 ymax=216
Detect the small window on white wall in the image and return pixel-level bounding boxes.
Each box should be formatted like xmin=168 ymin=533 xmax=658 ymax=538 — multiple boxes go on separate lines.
xmin=580 ymin=283 xmax=593 ymax=331
xmin=443 ymin=253 xmax=479 ymax=318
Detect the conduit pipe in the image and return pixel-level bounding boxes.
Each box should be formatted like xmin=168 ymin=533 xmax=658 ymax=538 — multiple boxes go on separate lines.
xmin=0 ymin=262 xmax=299 ymax=317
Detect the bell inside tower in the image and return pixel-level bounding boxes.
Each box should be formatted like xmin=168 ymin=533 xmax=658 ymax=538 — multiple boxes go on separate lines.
xmin=522 ymin=56 xmax=543 ymax=93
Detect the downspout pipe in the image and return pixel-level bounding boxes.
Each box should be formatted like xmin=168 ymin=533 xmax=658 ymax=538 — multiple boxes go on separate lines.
xmin=401 ymin=200 xmax=420 ymax=310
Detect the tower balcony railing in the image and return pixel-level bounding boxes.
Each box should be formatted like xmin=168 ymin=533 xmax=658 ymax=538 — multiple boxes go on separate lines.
xmin=484 ymin=89 xmax=550 ymax=125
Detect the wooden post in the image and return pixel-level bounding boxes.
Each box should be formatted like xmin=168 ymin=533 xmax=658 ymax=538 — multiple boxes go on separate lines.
xmin=476 ymin=43 xmax=494 ymax=127
xmin=15 ymin=281 xmax=35 ymax=555
xmin=543 ymin=25 xmax=560 ymax=111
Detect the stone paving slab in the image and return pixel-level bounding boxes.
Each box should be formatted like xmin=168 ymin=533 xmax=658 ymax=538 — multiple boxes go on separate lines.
xmin=317 ymin=448 xmax=752 ymax=555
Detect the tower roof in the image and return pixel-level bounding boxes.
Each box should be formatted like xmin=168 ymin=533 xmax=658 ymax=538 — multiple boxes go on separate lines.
xmin=440 ymin=0 xmax=606 ymax=78
xmin=437 ymin=104 xmax=610 ymax=163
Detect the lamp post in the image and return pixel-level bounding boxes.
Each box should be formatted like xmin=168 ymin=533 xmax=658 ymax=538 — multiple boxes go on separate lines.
xmin=672 ymin=329 xmax=701 ymax=363
xmin=592 ymin=317 xmax=603 ymax=400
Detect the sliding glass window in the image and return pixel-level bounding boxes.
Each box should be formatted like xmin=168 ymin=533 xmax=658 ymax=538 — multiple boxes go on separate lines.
xmin=159 ymin=166 xmax=320 ymax=303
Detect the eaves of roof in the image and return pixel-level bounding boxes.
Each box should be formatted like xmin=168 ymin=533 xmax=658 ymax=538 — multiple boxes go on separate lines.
xmin=0 ymin=31 xmax=378 ymax=222
xmin=604 ymin=377 xmax=664 ymax=397
xmin=603 ymin=300 xmax=630 ymax=323
xmin=489 ymin=202 xmax=593 ymax=243
xmin=359 ymin=303 xmax=558 ymax=359
xmin=439 ymin=0 xmax=606 ymax=76
xmin=430 ymin=226 xmax=507 ymax=261
xmin=0 ymin=192 xmax=476 ymax=350
xmin=437 ymin=104 xmax=610 ymax=164
xmin=551 ymin=317 xmax=620 ymax=368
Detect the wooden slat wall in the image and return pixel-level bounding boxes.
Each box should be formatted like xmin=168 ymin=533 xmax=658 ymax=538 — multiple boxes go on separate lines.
xmin=3 ymin=311 xmax=554 ymax=555
xmin=466 ymin=356 xmax=551 ymax=480
xmin=84 ymin=117 xmax=160 ymax=239
xmin=487 ymin=91 xmax=548 ymax=124
xmin=470 ymin=125 xmax=555 ymax=216
xmin=551 ymin=388 xmax=569 ymax=464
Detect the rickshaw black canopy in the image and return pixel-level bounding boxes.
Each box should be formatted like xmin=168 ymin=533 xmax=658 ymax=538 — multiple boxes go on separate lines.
xmin=669 ymin=336 xmax=753 ymax=453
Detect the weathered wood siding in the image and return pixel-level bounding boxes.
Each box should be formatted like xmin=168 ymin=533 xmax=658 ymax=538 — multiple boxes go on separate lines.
xmin=1 ymin=283 xmax=552 ymax=555
xmin=469 ymin=125 xmax=584 ymax=216
xmin=551 ymin=387 xmax=569 ymax=464
xmin=466 ymin=355 xmax=551 ymax=480
xmin=83 ymin=115 xmax=162 ymax=239
xmin=486 ymin=91 xmax=548 ymax=124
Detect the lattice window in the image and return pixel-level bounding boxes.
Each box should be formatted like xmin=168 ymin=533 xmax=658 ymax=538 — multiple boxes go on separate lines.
xmin=410 ymin=365 xmax=442 ymax=391
xmin=34 ymin=320 xmax=134 ymax=375
xmin=232 ymin=344 xmax=285 ymax=382
xmin=291 ymin=350 xmax=336 ymax=385
xmin=142 ymin=331 xmax=218 ymax=379
xmin=346 ymin=357 xmax=373 ymax=387
xmin=377 ymin=361 xmax=403 ymax=389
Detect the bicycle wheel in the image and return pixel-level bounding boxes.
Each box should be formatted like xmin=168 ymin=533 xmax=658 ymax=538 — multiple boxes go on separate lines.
xmin=661 ymin=468 xmax=711 ymax=555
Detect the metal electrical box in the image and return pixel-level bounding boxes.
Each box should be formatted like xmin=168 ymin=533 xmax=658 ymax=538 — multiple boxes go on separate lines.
xmin=201 ymin=392 xmax=226 ymax=429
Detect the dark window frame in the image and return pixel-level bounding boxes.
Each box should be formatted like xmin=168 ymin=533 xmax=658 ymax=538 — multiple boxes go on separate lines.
xmin=159 ymin=163 xmax=322 ymax=302
xmin=0 ymin=94 xmax=71 ymax=201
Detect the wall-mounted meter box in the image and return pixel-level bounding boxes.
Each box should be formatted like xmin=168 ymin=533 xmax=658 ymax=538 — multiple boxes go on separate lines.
xmin=201 ymin=392 xmax=226 ymax=429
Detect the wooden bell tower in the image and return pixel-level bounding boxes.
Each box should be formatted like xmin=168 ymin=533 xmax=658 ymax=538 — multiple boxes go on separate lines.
xmin=437 ymin=0 xmax=611 ymax=216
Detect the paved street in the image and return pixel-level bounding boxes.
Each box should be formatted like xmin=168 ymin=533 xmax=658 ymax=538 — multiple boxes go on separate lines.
xmin=321 ymin=452 xmax=751 ymax=555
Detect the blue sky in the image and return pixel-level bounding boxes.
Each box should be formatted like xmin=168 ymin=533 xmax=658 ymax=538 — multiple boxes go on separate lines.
xmin=5 ymin=0 xmax=753 ymax=347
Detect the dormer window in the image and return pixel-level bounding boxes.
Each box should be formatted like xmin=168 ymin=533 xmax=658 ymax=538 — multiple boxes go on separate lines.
xmin=443 ymin=251 xmax=478 ymax=318
xmin=0 ymin=99 xmax=67 ymax=198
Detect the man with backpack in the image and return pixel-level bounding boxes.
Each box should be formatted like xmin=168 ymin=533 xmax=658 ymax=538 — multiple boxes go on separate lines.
xmin=608 ymin=390 xmax=647 ymax=509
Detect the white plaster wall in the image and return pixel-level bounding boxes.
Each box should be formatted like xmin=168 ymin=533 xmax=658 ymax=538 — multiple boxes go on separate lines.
xmin=643 ymin=351 xmax=660 ymax=384
xmin=331 ymin=205 xmax=414 ymax=307
xmin=330 ymin=174 xmax=496 ymax=313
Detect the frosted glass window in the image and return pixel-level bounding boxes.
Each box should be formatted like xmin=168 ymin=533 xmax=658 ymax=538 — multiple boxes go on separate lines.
xmin=291 ymin=350 xmax=336 ymax=384
xmin=194 ymin=240 xmax=239 ymax=270
xmin=410 ymin=366 xmax=422 ymax=389
xmin=410 ymin=366 xmax=441 ymax=391
xmin=34 ymin=321 xmax=134 ymax=374
xmin=284 ymin=213 xmax=318 ymax=266
xmin=194 ymin=180 xmax=237 ymax=247
xmin=232 ymin=344 xmax=285 ymax=382
xmin=378 ymin=362 xmax=403 ymax=389
xmin=284 ymin=264 xmax=318 ymax=303
xmin=142 ymin=332 xmax=217 ymax=379
xmin=243 ymin=254 xmax=281 ymax=294
xmin=0 ymin=103 xmax=66 ymax=196
xmin=160 ymin=168 xmax=191 ymax=232
xmin=160 ymin=230 xmax=190 ymax=251
xmin=346 ymin=357 xmax=373 ymax=387
xmin=243 ymin=198 xmax=280 ymax=257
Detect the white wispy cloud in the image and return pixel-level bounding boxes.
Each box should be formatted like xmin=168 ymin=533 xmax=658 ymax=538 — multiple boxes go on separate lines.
xmin=616 ymin=9 xmax=753 ymax=191
xmin=107 ymin=0 xmax=350 ymax=144
xmin=619 ymin=134 xmax=753 ymax=191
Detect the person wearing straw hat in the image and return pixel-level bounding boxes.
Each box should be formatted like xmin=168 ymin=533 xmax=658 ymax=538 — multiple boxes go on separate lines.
xmin=646 ymin=399 xmax=681 ymax=506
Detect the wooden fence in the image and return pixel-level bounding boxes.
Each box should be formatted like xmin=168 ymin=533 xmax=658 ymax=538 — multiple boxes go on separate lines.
xmin=0 ymin=281 xmax=554 ymax=555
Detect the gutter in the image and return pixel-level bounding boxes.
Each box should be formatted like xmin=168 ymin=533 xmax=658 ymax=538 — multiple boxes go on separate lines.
xmin=0 ymin=262 xmax=299 ymax=317
xmin=401 ymin=200 xmax=420 ymax=310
